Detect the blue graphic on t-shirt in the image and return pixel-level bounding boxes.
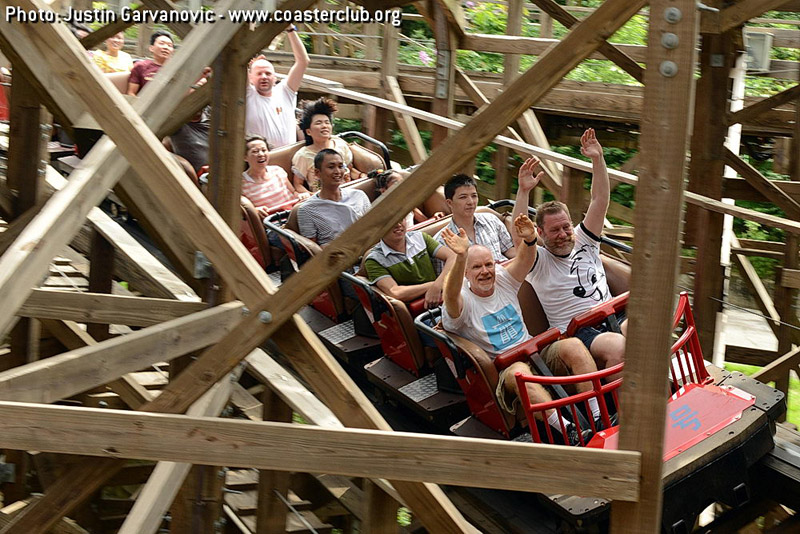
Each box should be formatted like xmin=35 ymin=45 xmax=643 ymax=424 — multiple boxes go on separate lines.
xmin=482 ymin=304 xmax=526 ymax=352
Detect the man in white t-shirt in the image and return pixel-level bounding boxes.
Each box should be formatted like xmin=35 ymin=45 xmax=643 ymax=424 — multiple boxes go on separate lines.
xmin=441 ymin=209 xmax=602 ymax=443
xmin=245 ymin=24 xmax=309 ymax=149
xmin=512 ymin=129 xmax=626 ymax=378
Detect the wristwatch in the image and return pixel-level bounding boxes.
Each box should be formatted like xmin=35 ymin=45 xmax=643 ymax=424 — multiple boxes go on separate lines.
xmin=524 ymin=237 xmax=537 ymax=246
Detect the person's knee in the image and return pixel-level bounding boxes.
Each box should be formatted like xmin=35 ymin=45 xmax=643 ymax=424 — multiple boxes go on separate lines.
xmin=504 ymin=361 xmax=532 ymax=393
xmin=558 ymin=337 xmax=593 ymax=368
xmin=590 ymin=332 xmax=626 ymax=365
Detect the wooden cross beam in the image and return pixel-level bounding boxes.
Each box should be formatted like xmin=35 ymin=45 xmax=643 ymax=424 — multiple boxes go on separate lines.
xmin=708 ymin=0 xmax=795 ymax=34
xmin=0 ymin=302 xmax=244 ymax=404
xmin=728 ymin=85 xmax=800 ymax=126
xmin=530 ymin=0 xmax=645 ymax=83
xmin=19 ymin=290 xmax=207 ymax=327
xmin=723 ymin=147 xmax=800 ymax=220
xmin=0 ymin=401 xmax=641 ymax=500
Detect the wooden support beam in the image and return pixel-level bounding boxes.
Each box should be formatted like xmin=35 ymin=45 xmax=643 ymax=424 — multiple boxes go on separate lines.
xmin=79 ymin=11 xmax=138 ymax=50
xmin=493 ymin=0 xmax=523 ymax=199
xmin=723 ymin=148 xmax=800 ymax=220
xmin=724 ymin=345 xmax=780 ymax=367
xmin=19 ymin=290 xmax=207 ymax=327
xmin=774 ymin=234 xmax=799 ymax=401
xmin=432 ymin=4 xmax=456 ymax=148
xmin=0 ymin=401 xmax=641 ymax=500
xmin=384 ymin=75 xmax=427 ymax=164
xmin=728 ymin=85 xmax=800 ymax=126
xmin=37 ymin=318 xmax=154 ymax=409
xmin=716 ymin=0 xmax=793 ymax=34
xmin=752 ymin=346 xmax=800 ymax=384
xmin=6 ymin=70 xmax=48 ymax=218
xmin=87 ymin=230 xmax=115 ymax=341
xmin=45 ymin=167 xmax=199 ymax=301
xmin=244 ymin=349 xmax=401 ymax=503
xmin=610 ymin=0 xmax=699 ymax=529
xmin=731 ymin=235 xmax=781 ymax=337
xmin=0 ymin=0 xmax=246 ymax=337
xmin=116 ymin=369 xmax=239 ymax=534
xmin=207 ymin=34 xmax=248 ymax=302
xmin=0 ymin=30 xmax=80 ymax=129
xmin=0 ymin=302 xmax=244 ymax=404
xmin=256 ymin=387 xmax=294 ymax=534
xmin=139 ymin=0 xmax=192 ymax=39
xmin=363 ymin=480 xmax=398 ymax=534
xmin=432 ymin=0 xmax=466 ymax=41
xmin=529 ymin=0 xmax=644 ymax=83
xmin=686 ymin=19 xmax=735 ymax=355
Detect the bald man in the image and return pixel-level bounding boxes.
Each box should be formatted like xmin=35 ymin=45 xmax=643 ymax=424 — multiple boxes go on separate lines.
xmin=441 ymin=213 xmax=602 ymax=444
xmin=245 ymin=25 xmax=310 ymax=149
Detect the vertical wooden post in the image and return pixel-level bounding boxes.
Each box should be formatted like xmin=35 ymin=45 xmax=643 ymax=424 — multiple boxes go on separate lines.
xmin=774 ymin=235 xmax=798 ymax=408
xmin=494 ymin=0 xmax=523 ymax=199
xmin=87 ymin=229 xmax=115 ymax=341
xmin=362 ymin=480 xmax=397 ymax=534
xmin=539 ymin=11 xmax=553 ymax=39
xmin=431 ymin=5 xmax=455 ymax=149
xmin=207 ymin=35 xmax=247 ymax=303
xmin=609 ymin=0 xmax=699 ymax=531
xmin=775 ymin=73 xmax=800 ymax=400
xmin=363 ymin=23 xmax=379 ymax=61
xmin=686 ymin=12 xmax=735 ymax=356
xmin=256 ymin=387 xmax=293 ymax=534
xmin=366 ymin=23 xmax=397 ymax=145
xmin=5 ymin=69 xmax=48 ymax=373
xmin=561 ymin=167 xmax=585 ymax=225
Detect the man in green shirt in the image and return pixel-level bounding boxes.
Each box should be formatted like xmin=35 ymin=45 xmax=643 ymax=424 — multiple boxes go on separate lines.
xmin=365 ymin=218 xmax=456 ymax=309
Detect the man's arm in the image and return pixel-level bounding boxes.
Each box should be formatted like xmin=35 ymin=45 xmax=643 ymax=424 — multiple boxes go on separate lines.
xmin=441 ymin=228 xmax=469 ymax=318
xmin=581 ymin=128 xmax=610 ymax=237
xmin=506 ymin=214 xmax=538 ymax=282
xmin=375 ymin=277 xmax=434 ymax=302
xmin=510 ymin=157 xmax=543 ymax=247
xmin=284 ymin=27 xmax=310 ymax=93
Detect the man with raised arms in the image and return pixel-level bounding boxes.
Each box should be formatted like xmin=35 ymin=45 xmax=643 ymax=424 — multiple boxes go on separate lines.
xmin=512 ymin=129 xmax=626 ymax=376
xmin=441 ymin=201 xmax=603 ymax=444
xmin=245 ymin=24 xmax=310 ymax=149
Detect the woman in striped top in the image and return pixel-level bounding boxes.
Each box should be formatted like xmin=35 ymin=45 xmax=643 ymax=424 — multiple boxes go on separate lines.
xmin=241 ymin=134 xmax=309 ymax=218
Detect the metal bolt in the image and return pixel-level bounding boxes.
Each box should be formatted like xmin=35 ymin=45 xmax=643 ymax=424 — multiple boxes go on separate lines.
xmin=664 ymin=7 xmax=682 ymax=23
xmin=659 ymin=61 xmax=678 ymax=77
xmin=241 ymin=306 xmax=250 ymax=316
xmin=661 ymin=32 xmax=679 ymax=49
xmin=98 ymin=401 xmax=109 ymax=408
xmin=258 ymin=311 xmax=272 ymax=323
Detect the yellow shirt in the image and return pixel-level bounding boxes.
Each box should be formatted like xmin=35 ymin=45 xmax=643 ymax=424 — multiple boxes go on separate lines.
xmin=93 ymin=49 xmax=134 ymax=74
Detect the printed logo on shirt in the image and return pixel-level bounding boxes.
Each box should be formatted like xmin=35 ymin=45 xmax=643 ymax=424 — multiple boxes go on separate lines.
xmin=275 ymin=107 xmax=283 ymax=114
xmin=569 ymin=244 xmax=607 ymax=301
xmin=482 ymin=304 xmax=526 ymax=353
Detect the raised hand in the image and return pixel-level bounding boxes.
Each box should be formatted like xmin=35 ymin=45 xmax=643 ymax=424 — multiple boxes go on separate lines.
xmin=442 ymin=227 xmax=470 ymax=255
xmin=513 ymin=214 xmax=536 ymax=242
xmin=580 ymin=128 xmax=603 ymax=160
xmin=517 ymin=156 xmax=544 ymax=193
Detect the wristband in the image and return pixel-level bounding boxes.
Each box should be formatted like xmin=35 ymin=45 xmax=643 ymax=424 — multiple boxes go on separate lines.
xmin=524 ymin=237 xmax=537 ymax=246
xmin=286 ymin=24 xmax=297 ymax=32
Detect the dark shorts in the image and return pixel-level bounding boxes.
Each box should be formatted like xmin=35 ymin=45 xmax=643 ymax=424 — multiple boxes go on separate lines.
xmin=574 ymin=311 xmax=627 ymax=351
